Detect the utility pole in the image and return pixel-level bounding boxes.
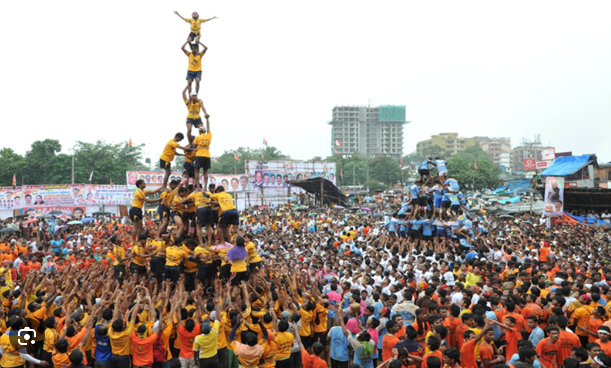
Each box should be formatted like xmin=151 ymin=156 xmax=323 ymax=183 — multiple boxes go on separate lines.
xmin=71 ymin=156 xmax=75 ymax=184
xmin=353 ymin=164 xmax=356 ymax=186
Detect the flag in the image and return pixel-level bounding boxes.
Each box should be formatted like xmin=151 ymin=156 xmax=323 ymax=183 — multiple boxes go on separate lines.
xmin=234 ymin=153 xmax=241 ymax=163
xmin=128 ymin=138 xmax=132 ymax=147
xmin=400 ymin=157 xmax=403 ymax=167
xmin=263 ymin=138 xmax=268 ymax=146
xmin=261 ymin=153 xmax=265 ymax=159
xmin=340 ymin=169 xmax=343 ymax=178
xmin=288 ymin=155 xmax=291 ymax=159
xmin=213 ymin=156 xmax=217 ymax=163
xmin=324 ymin=163 xmax=328 ymax=173
xmin=11 ymin=174 xmax=16 ymax=190
xmin=89 ymin=171 xmax=94 ymax=182
xmin=247 ymin=147 xmax=250 ymax=151
xmin=474 ymin=160 xmax=477 ymax=170
xmin=334 ymin=148 xmax=338 ymax=154
xmin=335 ymin=140 xmax=342 ymax=147
xmin=110 ymin=179 xmax=114 ymax=186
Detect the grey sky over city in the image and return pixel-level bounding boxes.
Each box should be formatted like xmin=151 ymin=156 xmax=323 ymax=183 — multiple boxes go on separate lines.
xmin=1 ymin=1 xmax=611 ymax=163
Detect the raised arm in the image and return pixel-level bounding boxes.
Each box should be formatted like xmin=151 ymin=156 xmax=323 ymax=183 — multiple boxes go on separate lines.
xmin=174 ymin=11 xmax=186 ymax=21
xmin=204 ymin=16 xmax=218 ymax=22
xmin=181 ymin=41 xmax=189 ymax=54
xmin=198 ymin=41 xmax=208 ymax=55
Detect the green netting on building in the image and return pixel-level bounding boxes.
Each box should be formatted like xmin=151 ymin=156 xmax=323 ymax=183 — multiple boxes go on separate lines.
xmin=379 ymin=105 xmax=406 ymax=121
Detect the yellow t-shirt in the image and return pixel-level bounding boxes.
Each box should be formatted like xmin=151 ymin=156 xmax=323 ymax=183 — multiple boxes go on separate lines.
xmin=113 ymin=246 xmax=126 ymax=266
xmin=160 ymin=139 xmax=179 ymax=162
xmin=246 ymin=242 xmax=262 ymax=264
xmin=165 ymin=246 xmax=188 ymax=267
xmin=186 ymin=52 xmax=203 ymax=72
xmin=44 ymin=328 xmax=59 ymax=352
xmin=193 ymin=132 xmax=212 ymax=158
xmin=185 ymin=18 xmax=206 ymax=34
xmin=195 ymin=245 xmax=214 ymax=264
xmin=185 ymin=149 xmax=196 ymax=164
xmin=151 ymin=240 xmax=168 ymax=258
xmin=108 ymin=323 xmax=134 ymax=355
xmin=185 ymin=99 xmax=203 ymax=119
xmin=275 ymin=331 xmax=294 ymax=360
xmin=132 ymin=189 xmax=149 ymax=209
xmin=172 ymin=196 xmax=185 ymax=215
xmin=298 ymin=308 xmax=312 ymax=336
xmin=188 ymin=191 xmax=210 ymax=209
xmin=193 ymin=321 xmax=220 ymax=358
xmin=211 ymin=192 xmax=236 ymax=214
xmin=216 ymin=246 xmax=230 ymax=266
xmin=0 ymin=333 xmax=23 ymax=367
xmin=182 ymin=245 xmax=198 ymax=273
xmin=131 ymin=245 xmax=146 ymax=267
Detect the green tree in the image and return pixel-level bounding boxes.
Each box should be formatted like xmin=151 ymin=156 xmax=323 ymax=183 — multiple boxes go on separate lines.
xmin=368 ymin=155 xmax=402 ymax=186
xmin=420 ymin=145 xmax=447 ymax=160
xmin=0 ymin=148 xmax=26 ymax=186
xmin=402 ymin=151 xmax=424 ymax=166
xmin=211 ymin=146 xmax=289 ymax=175
xmin=72 ymin=140 xmax=147 ymax=184
xmin=24 ymin=139 xmax=63 ymax=184
xmin=446 ymin=153 xmax=501 ymax=190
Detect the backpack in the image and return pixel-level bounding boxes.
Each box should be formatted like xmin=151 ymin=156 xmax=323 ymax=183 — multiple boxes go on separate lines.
xmin=153 ymin=333 xmax=167 ymax=363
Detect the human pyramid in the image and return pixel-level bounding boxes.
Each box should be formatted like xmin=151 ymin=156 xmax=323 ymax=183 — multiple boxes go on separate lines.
xmin=128 ymin=11 xmax=239 ymax=248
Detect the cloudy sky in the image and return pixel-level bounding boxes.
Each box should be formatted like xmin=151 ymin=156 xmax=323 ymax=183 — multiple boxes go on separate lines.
xmin=2 ymin=1 xmax=611 ymax=163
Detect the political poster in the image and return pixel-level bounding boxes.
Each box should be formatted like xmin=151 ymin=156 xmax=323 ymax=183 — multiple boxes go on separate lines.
xmin=0 ymin=187 xmax=23 ymax=210
xmin=126 ymin=171 xmax=251 ymax=193
xmin=23 ymin=206 xmax=87 ymax=220
xmin=543 ymin=177 xmax=564 ymax=217
xmin=246 ymin=160 xmax=337 ymax=187
xmin=22 ymin=185 xmax=131 ymax=206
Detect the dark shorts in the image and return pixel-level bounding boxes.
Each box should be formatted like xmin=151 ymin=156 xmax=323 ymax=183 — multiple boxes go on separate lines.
xmin=418 ymin=168 xmax=430 ymax=177
xmin=183 ymin=211 xmax=195 ymax=222
xmin=110 ymin=355 xmax=131 ymax=368
xmin=331 ymin=359 xmax=349 ymax=368
xmin=188 ymin=32 xmax=199 ymax=40
xmin=150 ymin=256 xmax=166 ymax=274
xmin=160 ymin=159 xmax=171 ymax=169
xmin=158 ymin=205 xmax=170 ymax=219
xmin=451 ymin=204 xmax=460 ymax=211
xmin=187 ymin=117 xmax=203 ymax=127
xmin=165 ymin=265 xmax=181 ymax=283
xmin=291 ymin=351 xmax=303 ymax=368
xmin=197 ymin=263 xmax=216 ymax=280
xmin=418 ymin=196 xmax=428 ymax=206
xmin=300 ymin=336 xmax=313 ymax=349
xmin=195 ymin=157 xmax=211 ymax=170
xmin=441 ymin=200 xmax=451 ymax=209
xmin=130 ymin=263 xmax=147 ymax=275
xmin=129 ymin=207 xmax=143 ymax=222
xmin=220 ymin=210 xmax=239 ymax=227
xmin=183 ymin=162 xmax=195 ymax=178
xmin=170 ymin=211 xmax=183 ymax=220
xmin=197 ymin=207 xmax=215 ymax=225
xmin=186 ymin=70 xmax=202 ymax=81
xmin=219 ymin=264 xmax=231 ymax=280
xmin=314 ymin=331 xmax=328 ymax=345
xmin=230 ymin=270 xmax=249 ymax=286
xmin=249 ymin=261 xmax=261 ymax=273
xmin=436 ymin=229 xmax=447 ymax=238
xmin=113 ymin=265 xmax=126 ymax=280
xmin=409 ymin=229 xmax=422 ymax=239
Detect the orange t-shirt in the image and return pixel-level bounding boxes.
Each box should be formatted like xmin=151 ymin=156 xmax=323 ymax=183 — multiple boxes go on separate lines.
xmin=382 ymin=334 xmax=401 ymax=361
xmin=460 ymin=339 xmax=478 ymax=368
xmin=422 ymin=350 xmax=444 ymax=368
xmin=131 ymin=332 xmax=158 ymax=367
xmin=539 ymin=247 xmax=550 ymax=262
xmin=478 ymin=341 xmax=494 ymax=367
xmin=596 ymin=339 xmax=611 ymax=356
xmin=589 ymin=318 xmax=604 ymax=343
xmin=177 ymin=324 xmax=200 ymax=359
xmin=52 ymin=352 xmax=71 ymax=368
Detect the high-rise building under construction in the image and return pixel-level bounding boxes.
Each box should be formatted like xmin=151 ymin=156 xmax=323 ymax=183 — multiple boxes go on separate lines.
xmin=329 ymin=105 xmax=409 ymax=160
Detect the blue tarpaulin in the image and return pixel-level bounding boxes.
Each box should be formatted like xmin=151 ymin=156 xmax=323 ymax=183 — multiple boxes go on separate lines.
xmin=492 ymin=179 xmax=532 ymax=194
xmin=499 ymin=196 xmax=522 ymax=204
xmin=564 ymin=211 xmax=607 ymax=224
xmin=541 ymin=155 xmax=592 ymax=176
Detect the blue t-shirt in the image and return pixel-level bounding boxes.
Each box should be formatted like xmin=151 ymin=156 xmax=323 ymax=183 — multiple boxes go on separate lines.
xmin=329 ymin=327 xmax=349 ymax=362
xmin=410 ymin=185 xmax=420 ymax=199
xmin=50 ymin=239 xmax=65 ymax=252
xmin=422 ymin=220 xmax=434 ymax=236
xmin=94 ymin=325 xmax=112 ymax=362
xmin=434 ymin=160 xmax=447 ymax=173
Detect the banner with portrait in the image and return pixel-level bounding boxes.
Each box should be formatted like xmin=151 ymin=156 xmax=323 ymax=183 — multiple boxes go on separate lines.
xmin=0 ymin=187 xmax=23 ymax=210
xmin=246 ymin=160 xmax=337 ymax=188
xmin=22 ymin=206 xmax=88 ymax=220
xmin=22 ymin=185 xmax=131 ymax=207
xmin=126 ymin=171 xmax=256 ymax=193
xmin=543 ymin=177 xmax=564 ymax=217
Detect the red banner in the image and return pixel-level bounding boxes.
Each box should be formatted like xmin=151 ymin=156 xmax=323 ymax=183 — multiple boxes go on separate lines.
xmin=523 ymin=158 xmax=536 ymax=171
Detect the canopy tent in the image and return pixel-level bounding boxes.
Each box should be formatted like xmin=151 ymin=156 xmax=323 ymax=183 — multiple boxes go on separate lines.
xmin=541 ymin=154 xmax=594 ymax=176
xmin=288 ymin=177 xmax=351 ymax=207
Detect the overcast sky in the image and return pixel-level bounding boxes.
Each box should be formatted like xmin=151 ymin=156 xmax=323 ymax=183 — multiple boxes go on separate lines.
xmin=2 ymin=1 xmax=611 ymax=164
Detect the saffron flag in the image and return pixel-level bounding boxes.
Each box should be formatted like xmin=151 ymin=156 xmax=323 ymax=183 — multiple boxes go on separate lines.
xmin=263 ymin=138 xmax=268 ymax=146
xmin=335 ymin=140 xmax=342 ymax=147
xmin=234 ymin=153 xmax=241 ymax=163
xmin=89 ymin=171 xmax=94 ymax=182
xmin=128 ymin=138 xmax=132 ymax=147
xmin=400 ymin=157 xmax=403 ymax=167
xmin=213 ymin=157 xmax=218 ymax=163
xmin=12 ymin=174 xmax=16 ymax=189
xmin=474 ymin=160 xmax=477 ymax=170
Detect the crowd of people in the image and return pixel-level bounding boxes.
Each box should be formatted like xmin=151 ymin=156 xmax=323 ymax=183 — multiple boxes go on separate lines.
xmin=1 ymin=148 xmax=611 ymax=368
